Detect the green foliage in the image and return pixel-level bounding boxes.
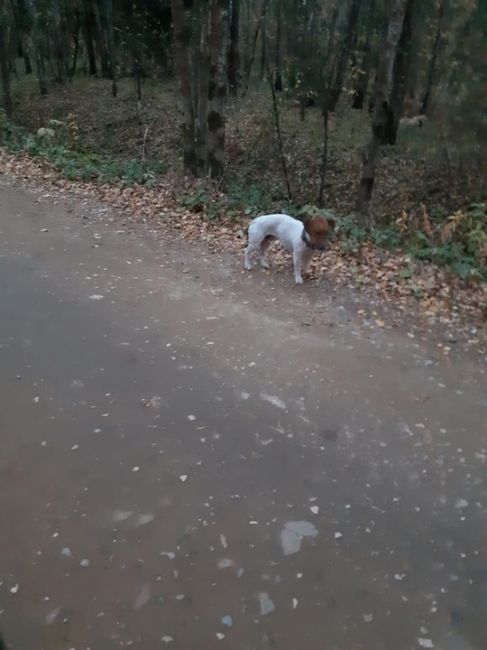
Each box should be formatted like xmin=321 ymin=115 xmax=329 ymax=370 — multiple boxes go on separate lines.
xmin=336 ymin=206 xmax=486 ymax=281
xmin=407 ymin=203 xmax=487 ymax=281
xmin=371 ymin=226 xmax=402 ymax=249
xmin=182 ymin=181 xmax=273 ymax=221
xmin=182 ymin=188 xmax=211 ymax=214
xmin=0 ymin=110 xmax=165 ymax=185
xmin=296 ymin=204 xmax=337 ymax=222
xmin=225 ymin=181 xmax=272 ymax=216
xmin=336 ymin=214 xmax=367 ymax=251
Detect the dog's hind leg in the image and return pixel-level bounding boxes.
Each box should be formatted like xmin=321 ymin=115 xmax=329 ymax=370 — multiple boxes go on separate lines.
xmin=258 ymin=235 xmax=274 ymax=269
xmin=244 ymin=230 xmax=260 ymax=270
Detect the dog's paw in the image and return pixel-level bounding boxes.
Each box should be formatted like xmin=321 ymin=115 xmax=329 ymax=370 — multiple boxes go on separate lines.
xmin=260 ymin=260 xmax=270 ymax=270
xmin=244 ymin=261 xmax=253 ymax=271
xmin=294 ymin=276 xmax=304 ymax=285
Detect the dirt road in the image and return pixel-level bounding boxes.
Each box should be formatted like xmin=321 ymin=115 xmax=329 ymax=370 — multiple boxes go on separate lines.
xmin=0 ymin=179 xmax=486 ymax=649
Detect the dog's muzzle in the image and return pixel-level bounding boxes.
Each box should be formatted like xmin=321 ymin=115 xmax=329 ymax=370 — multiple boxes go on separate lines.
xmin=301 ymin=229 xmax=325 ymax=251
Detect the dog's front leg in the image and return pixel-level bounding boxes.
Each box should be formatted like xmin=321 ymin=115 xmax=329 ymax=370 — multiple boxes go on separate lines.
xmin=302 ymin=249 xmax=314 ymax=275
xmin=293 ymin=249 xmax=304 ymax=284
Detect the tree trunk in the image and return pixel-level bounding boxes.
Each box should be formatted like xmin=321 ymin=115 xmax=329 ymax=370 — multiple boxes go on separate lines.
xmin=295 ymin=0 xmax=308 ymax=120
xmin=32 ymin=9 xmax=48 ymax=96
xmin=352 ymin=0 xmax=375 ymax=109
xmin=53 ymin=0 xmax=68 ymax=84
xmin=269 ymin=70 xmax=292 ymax=201
xmin=196 ymin=11 xmax=210 ymax=174
xmin=134 ymin=56 xmax=142 ymax=103
xmin=317 ymin=108 xmax=329 ymax=207
xmin=274 ymin=0 xmax=282 ymax=91
xmin=259 ymin=8 xmax=266 ymax=80
xmin=102 ymin=0 xmax=117 ymax=96
xmin=23 ymin=51 xmax=32 ymax=73
xmin=0 ymin=4 xmax=13 ymax=118
xmin=34 ymin=45 xmax=48 ymax=95
xmin=327 ymin=0 xmax=362 ymax=113
xmin=323 ymin=5 xmax=339 ymax=86
xmin=227 ymin=0 xmax=240 ymax=95
xmin=94 ymin=0 xmax=110 ymax=77
xmin=318 ymin=4 xmax=340 ymax=200
xmin=206 ymin=0 xmax=228 ymax=179
xmin=388 ymin=0 xmax=415 ymax=143
xmin=171 ymin=0 xmax=197 ymax=174
xmin=71 ymin=6 xmax=81 ymax=77
xmin=121 ymin=0 xmax=142 ymax=105
xmin=242 ymin=0 xmax=268 ymax=93
xmin=10 ymin=0 xmax=33 ymax=75
xmin=82 ymin=0 xmax=97 ymax=75
xmin=420 ymin=0 xmax=446 ymax=114
xmin=356 ymin=0 xmax=409 ymax=216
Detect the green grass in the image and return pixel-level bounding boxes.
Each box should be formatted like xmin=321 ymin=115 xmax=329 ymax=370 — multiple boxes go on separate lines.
xmin=0 ymin=109 xmax=166 ymax=184
xmin=3 ymin=66 xmax=486 ymax=282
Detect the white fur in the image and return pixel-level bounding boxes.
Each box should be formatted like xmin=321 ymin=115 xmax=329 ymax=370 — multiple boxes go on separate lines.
xmin=244 ymin=214 xmax=314 ymax=284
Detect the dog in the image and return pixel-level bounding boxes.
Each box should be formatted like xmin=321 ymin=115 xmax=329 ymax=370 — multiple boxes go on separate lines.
xmin=244 ymin=213 xmax=335 ymax=284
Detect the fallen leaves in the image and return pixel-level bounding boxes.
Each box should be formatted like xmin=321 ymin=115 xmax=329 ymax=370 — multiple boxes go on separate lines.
xmin=0 ymin=148 xmax=485 ymax=353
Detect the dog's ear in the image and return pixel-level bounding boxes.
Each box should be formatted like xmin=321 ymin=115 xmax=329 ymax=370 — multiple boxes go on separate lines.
xmin=303 ymin=215 xmax=314 ymax=231
xmin=327 ymin=217 xmax=336 ymax=231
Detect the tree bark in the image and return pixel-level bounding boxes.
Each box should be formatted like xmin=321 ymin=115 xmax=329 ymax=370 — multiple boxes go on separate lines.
xmin=22 ymin=41 xmax=32 ymax=73
xmin=356 ymin=0 xmax=409 ymax=216
xmin=351 ymin=0 xmax=375 ymax=109
xmin=318 ymin=4 xmax=340 ymax=201
xmin=227 ymin=0 xmax=240 ymax=95
xmin=323 ymin=5 xmax=339 ymax=87
xmin=101 ymin=0 xmax=117 ymax=96
xmin=9 ymin=0 xmax=33 ymax=74
xmin=259 ymin=7 xmax=266 ymax=80
xmin=0 ymin=3 xmax=13 ymax=118
xmin=81 ymin=0 xmax=97 ymax=75
xmin=206 ymin=0 xmax=228 ymax=178
xmin=274 ymin=0 xmax=282 ymax=91
xmin=196 ymin=11 xmax=210 ymax=174
xmin=317 ymin=108 xmax=329 ymax=207
xmin=420 ymin=0 xmax=446 ymax=114
xmin=327 ymin=0 xmax=362 ymax=113
xmin=242 ymin=0 xmax=268 ymax=93
xmin=32 ymin=7 xmax=48 ymax=95
xmin=171 ymin=0 xmax=197 ymax=174
xmin=295 ymin=0 xmax=308 ymax=120
xmin=71 ymin=4 xmax=81 ymax=77
xmin=388 ymin=0 xmax=415 ymax=143
xmin=94 ymin=0 xmax=110 ymax=77
xmin=53 ymin=0 xmax=68 ymax=83
xmin=269 ymin=70 xmax=292 ymax=201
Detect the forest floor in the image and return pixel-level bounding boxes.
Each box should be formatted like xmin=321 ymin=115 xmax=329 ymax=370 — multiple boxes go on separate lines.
xmin=2 ymin=74 xmax=487 ymax=353
xmin=2 ymin=174 xmax=486 ymax=650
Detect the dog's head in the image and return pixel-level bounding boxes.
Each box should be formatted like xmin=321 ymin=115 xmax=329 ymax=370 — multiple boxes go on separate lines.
xmin=304 ymin=215 xmax=335 ymax=251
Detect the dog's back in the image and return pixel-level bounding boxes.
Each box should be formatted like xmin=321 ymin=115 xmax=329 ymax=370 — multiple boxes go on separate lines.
xmin=248 ymin=214 xmax=302 ymax=251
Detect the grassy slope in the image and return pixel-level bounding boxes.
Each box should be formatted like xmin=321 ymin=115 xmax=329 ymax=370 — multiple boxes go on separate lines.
xmin=10 ymin=69 xmax=484 ymax=216
xmin=5 ymin=65 xmax=487 ymax=281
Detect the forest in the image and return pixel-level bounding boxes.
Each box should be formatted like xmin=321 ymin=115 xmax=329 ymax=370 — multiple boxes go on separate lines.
xmin=0 ymin=0 xmax=486 ymax=282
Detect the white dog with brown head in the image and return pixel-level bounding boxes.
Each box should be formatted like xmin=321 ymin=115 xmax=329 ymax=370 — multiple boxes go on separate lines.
xmin=244 ymin=213 xmax=335 ymax=284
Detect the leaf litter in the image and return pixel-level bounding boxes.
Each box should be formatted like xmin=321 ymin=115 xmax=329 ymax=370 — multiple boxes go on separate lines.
xmin=0 ymin=149 xmax=485 ymax=353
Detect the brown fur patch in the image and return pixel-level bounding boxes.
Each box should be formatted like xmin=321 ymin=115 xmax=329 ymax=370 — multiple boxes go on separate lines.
xmin=304 ymin=215 xmax=335 ymax=248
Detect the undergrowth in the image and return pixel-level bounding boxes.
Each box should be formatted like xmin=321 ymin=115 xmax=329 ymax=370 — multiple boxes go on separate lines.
xmin=0 ymin=109 xmax=165 ymax=185
xmin=1 ymin=104 xmax=486 ymax=282
xmin=338 ymin=204 xmax=487 ymax=282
